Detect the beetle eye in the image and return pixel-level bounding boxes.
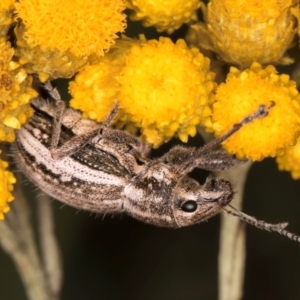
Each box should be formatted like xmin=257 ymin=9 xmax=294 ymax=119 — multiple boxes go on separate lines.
xmin=181 ymin=200 xmax=197 ymax=213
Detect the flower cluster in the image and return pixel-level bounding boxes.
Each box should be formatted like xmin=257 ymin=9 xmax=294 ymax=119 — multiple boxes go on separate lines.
xmin=0 ymin=38 xmax=37 ymax=218
xmin=1 ymin=0 xmax=300 ymax=220
xmin=0 ymin=40 xmax=37 ymax=142
xmin=70 ymin=37 xmax=215 ymax=147
xmin=0 ymin=0 xmax=127 ymax=218
xmin=0 ymin=155 xmax=16 ymax=220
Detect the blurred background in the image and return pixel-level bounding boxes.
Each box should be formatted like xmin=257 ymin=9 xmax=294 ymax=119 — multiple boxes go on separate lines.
xmin=1 ymin=7 xmax=300 ymax=300
xmin=1 ymin=138 xmax=300 ymax=300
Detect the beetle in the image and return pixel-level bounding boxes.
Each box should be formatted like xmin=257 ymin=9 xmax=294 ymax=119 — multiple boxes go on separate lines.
xmin=13 ymin=82 xmax=300 ymax=241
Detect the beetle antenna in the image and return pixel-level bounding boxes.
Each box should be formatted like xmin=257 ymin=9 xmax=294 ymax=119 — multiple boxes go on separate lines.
xmin=222 ymin=204 xmax=300 ymax=242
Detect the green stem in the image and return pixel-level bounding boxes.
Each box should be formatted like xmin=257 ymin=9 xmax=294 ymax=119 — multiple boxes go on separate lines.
xmin=0 ymin=174 xmax=62 ymax=300
xmin=37 ymin=194 xmax=63 ymax=299
xmin=218 ymin=161 xmax=252 ymax=300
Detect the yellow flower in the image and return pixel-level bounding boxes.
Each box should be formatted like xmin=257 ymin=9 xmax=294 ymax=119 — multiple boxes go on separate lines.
xmin=14 ymin=0 xmax=127 ymax=80
xmin=127 ymin=0 xmax=200 ymax=34
xmin=0 ymin=156 xmax=16 ymax=220
xmin=186 ymin=0 xmax=297 ymax=67
xmin=69 ymin=38 xmax=133 ymax=121
xmin=0 ymin=0 xmax=14 ymax=10
xmin=14 ymin=24 xmax=91 ymax=81
xmin=0 ymin=0 xmax=15 ymax=37
xmin=290 ymin=5 xmax=300 ymax=48
xmin=0 ymin=38 xmax=37 ymax=142
xmin=118 ymin=37 xmax=215 ymax=147
xmin=211 ymin=62 xmax=300 ymax=161
xmin=70 ymin=36 xmax=216 ymax=148
xmin=15 ymin=0 xmax=126 ymax=57
xmin=276 ymin=137 xmax=300 ymax=179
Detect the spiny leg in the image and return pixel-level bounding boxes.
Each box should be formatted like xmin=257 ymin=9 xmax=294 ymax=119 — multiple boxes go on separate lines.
xmin=43 ymin=81 xmax=120 ymax=160
xmin=195 ymin=101 xmax=275 ymax=156
xmin=89 ymin=102 xmax=119 ymax=144
xmin=44 ymin=80 xmax=96 ymax=159
xmin=51 ymin=108 xmax=115 ymax=160
xmin=101 ymin=103 xmax=119 ymax=129
xmin=51 ymin=106 xmax=119 ymax=160
xmin=43 ymin=80 xmax=61 ymax=101
xmin=43 ymin=81 xmax=66 ymax=150
xmin=177 ymin=102 xmax=275 ymax=173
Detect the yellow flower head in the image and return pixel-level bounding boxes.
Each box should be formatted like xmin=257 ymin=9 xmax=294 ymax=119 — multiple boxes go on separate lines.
xmin=0 ymin=0 xmax=15 ymax=37
xmin=118 ymin=37 xmax=215 ymax=146
xmin=0 ymin=38 xmax=37 ymax=142
xmin=187 ymin=0 xmax=297 ymax=67
xmin=14 ymin=24 xmax=91 ymax=81
xmin=276 ymin=137 xmax=300 ymax=179
xmin=0 ymin=156 xmax=16 ymax=220
xmin=69 ymin=37 xmax=133 ymax=121
xmin=15 ymin=0 xmax=126 ymax=57
xmin=127 ymin=0 xmax=201 ymax=34
xmin=14 ymin=0 xmax=126 ymax=80
xmin=70 ymin=36 xmax=215 ymax=148
xmin=211 ymin=62 xmax=300 ymax=161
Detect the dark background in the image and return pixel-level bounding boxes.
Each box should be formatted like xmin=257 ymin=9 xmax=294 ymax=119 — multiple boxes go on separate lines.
xmin=1 ymin=10 xmax=300 ymax=300
xmin=1 ymin=149 xmax=300 ymax=300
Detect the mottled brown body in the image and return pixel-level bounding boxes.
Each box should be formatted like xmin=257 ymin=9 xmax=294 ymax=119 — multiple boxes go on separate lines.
xmin=13 ymin=98 xmax=234 ymax=227
xmin=12 ymin=84 xmax=300 ymax=241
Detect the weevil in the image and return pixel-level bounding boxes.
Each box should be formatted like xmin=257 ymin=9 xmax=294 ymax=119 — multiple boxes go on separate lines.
xmin=13 ymin=82 xmax=300 ymax=241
